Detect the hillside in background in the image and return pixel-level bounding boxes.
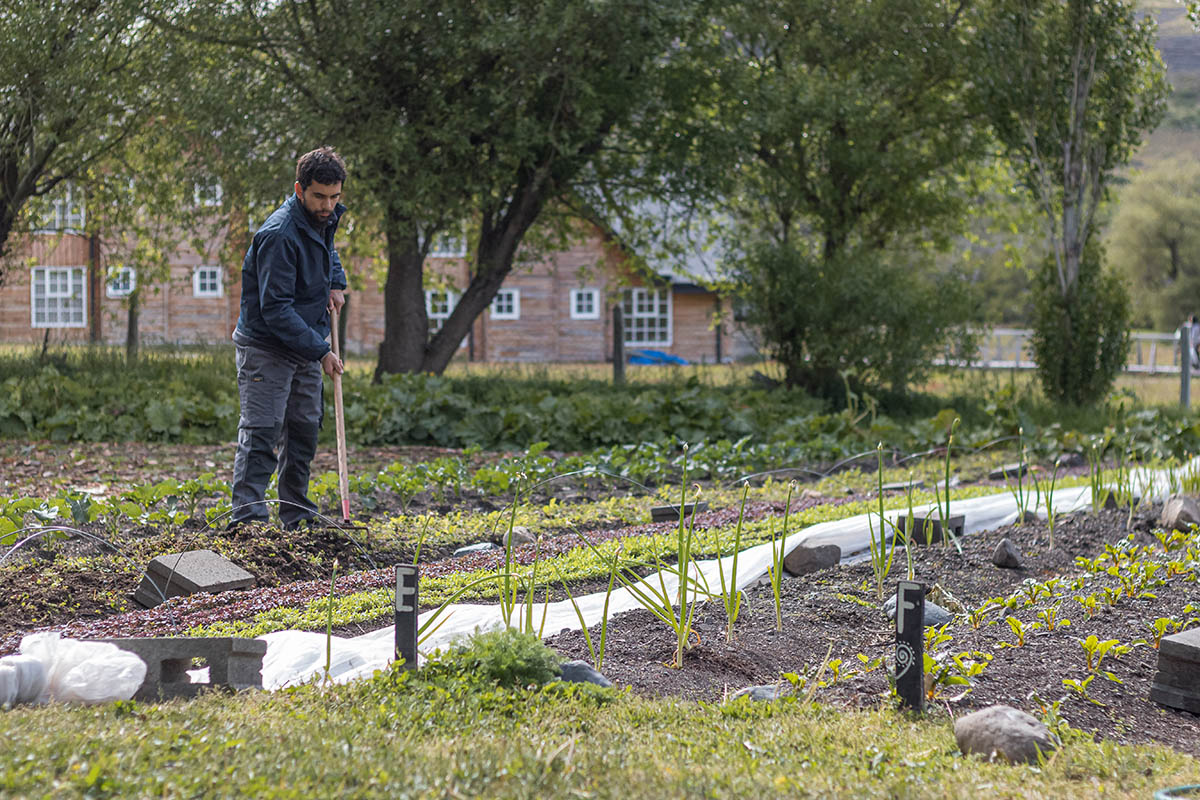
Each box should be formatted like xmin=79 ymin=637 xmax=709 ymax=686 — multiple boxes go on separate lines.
xmin=1136 ymin=2 xmax=1199 ymax=167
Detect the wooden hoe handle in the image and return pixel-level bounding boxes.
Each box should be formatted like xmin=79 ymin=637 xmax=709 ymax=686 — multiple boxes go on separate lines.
xmin=331 ymin=308 xmax=350 ymax=522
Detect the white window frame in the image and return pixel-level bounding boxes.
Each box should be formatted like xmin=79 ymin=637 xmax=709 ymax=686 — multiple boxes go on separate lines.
xmin=30 ymin=266 xmax=87 ymax=328
xmin=192 ymin=265 xmax=224 ymax=298
xmin=193 ymin=180 xmax=224 ymax=208
xmin=37 ymin=183 xmax=85 ymax=232
xmin=428 ymin=227 xmax=467 ymax=258
xmin=569 ymin=288 xmax=600 ymax=320
xmin=105 ymin=266 xmax=136 ymax=298
xmin=489 ymin=288 xmax=520 ymax=320
xmin=425 ymin=289 xmax=458 ymax=332
xmin=622 ymin=287 xmax=672 ymax=346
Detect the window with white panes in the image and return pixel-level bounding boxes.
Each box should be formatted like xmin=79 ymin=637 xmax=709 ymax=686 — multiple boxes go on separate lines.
xmin=193 ymin=265 xmax=223 ymax=298
xmin=30 ymin=267 xmax=86 ymax=328
xmin=428 ymin=227 xmax=467 ymax=258
xmin=569 ymin=288 xmax=600 ymax=320
xmin=621 ymin=288 xmax=671 ymax=346
xmin=38 ymin=183 xmax=85 ymax=231
xmin=490 ymin=289 xmax=520 ymax=320
xmin=425 ymin=289 xmax=458 ymax=331
xmin=106 ymin=266 xmax=136 ymax=298
xmin=193 ymin=180 xmax=224 ymax=207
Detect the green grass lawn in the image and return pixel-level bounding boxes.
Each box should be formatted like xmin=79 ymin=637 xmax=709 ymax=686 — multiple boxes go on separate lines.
xmin=1 ymin=658 xmax=1196 ymax=799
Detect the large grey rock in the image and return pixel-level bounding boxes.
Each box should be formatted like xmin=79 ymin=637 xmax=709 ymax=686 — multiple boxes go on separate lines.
xmin=783 ymin=543 xmax=841 ymax=576
xmin=503 ymin=526 xmax=536 ymax=548
xmin=90 ymin=637 xmax=267 ymax=702
xmin=134 ymin=549 xmax=254 ymax=608
xmin=1150 ymin=627 xmax=1200 ymax=714
xmin=730 ymin=683 xmax=788 ymax=702
xmin=558 ymin=660 xmax=613 ymax=688
xmin=882 ymin=595 xmax=953 ymax=627
xmin=992 ymin=538 xmax=1023 ymax=569
xmin=955 ymin=705 xmax=1056 ymax=764
xmin=1159 ymin=496 xmax=1200 ymax=533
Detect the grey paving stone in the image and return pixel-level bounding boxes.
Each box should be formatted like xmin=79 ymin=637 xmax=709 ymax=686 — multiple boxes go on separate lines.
xmin=134 ymin=550 xmax=254 ymax=608
xmin=988 ymin=463 xmax=1027 ymax=480
xmin=650 ymin=502 xmax=709 ymax=523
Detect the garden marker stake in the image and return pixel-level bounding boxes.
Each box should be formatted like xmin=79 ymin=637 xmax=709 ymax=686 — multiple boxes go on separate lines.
xmin=331 ymin=307 xmax=350 ymax=522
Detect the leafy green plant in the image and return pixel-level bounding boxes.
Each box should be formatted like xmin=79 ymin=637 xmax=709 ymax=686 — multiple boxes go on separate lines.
xmin=1000 ymin=616 xmax=1030 ymax=648
xmin=923 ymin=650 xmax=992 ymax=702
xmin=1145 ymin=617 xmax=1184 ymax=649
xmin=1074 ymin=593 xmax=1099 ymax=620
xmin=1063 ymin=674 xmax=1104 ymax=706
xmin=1036 ymin=602 xmax=1070 ymax=632
xmin=426 ymin=628 xmax=562 ymax=689
xmin=1079 ymin=635 xmax=1129 ymax=672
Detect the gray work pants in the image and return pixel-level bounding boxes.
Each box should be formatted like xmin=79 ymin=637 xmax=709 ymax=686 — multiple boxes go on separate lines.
xmin=231 ymin=343 xmax=324 ymax=528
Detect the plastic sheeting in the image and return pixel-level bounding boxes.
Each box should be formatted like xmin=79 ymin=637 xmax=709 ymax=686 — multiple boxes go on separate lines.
xmin=258 ymin=484 xmax=1108 ymax=689
xmin=2 ymin=632 xmax=146 ymax=706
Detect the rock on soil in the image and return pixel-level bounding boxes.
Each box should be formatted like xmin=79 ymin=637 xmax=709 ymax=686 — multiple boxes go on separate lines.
xmin=954 ymin=705 xmax=1056 ymax=764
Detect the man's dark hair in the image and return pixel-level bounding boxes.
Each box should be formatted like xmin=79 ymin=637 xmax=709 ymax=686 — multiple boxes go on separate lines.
xmin=296 ymin=146 xmax=347 ymax=189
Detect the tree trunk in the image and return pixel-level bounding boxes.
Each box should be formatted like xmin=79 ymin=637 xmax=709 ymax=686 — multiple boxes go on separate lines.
xmin=125 ymin=288 xmax=140 ymax=364
xmin=422 ymin=172 xmax=550 ymax=374
xmin=374 ymin=212 xmax=427 ymax=381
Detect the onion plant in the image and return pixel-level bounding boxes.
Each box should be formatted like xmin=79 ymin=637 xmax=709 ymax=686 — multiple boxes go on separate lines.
xmin=866 ymin=443 xmax=897 ymax=600
xmin=324 ymin=558 xmax=339 ymax=685
xmin=935 ymin=418 xmax=962 ymax=553
xmin=1087 ymin=442 xmax=1105 ymax=515
xmin=555 ymin=553 xmax=618 ymax=670
xmin=765 ymin=482 xmax=796 ymax=632
xmin=717 ymin=482 xmax=749 ymax=641
xmin=603 ymin=445 xmax=712 ymax=667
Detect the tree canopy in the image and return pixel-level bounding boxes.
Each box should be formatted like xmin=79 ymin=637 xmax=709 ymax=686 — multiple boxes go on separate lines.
xmin=161 ymin=0 xmax=708 ymax=377
xmin=0 ymin=0 xmax=173 ymax=277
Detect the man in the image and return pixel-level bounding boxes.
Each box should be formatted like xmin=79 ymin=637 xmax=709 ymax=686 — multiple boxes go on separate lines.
xmin=229 ymin=146 xmax=348 ymax=530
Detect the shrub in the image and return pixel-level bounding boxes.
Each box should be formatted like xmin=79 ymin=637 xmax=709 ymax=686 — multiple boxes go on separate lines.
xmin=1030 ymin=243 xmax=1130 ymax=406
xmin=734 ymin=241 xmax=978 ymax=404
xmin=425 ymin=628 xmax=562 ymax=689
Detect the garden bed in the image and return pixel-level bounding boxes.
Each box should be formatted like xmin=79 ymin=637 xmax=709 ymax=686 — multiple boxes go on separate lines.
xmin=2 ymin=441 xmax=1199 ymax=762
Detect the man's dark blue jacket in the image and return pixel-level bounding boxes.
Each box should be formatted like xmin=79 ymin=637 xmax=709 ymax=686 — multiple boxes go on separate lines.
xmin=233 ymin=193 xmax=348 ymax=362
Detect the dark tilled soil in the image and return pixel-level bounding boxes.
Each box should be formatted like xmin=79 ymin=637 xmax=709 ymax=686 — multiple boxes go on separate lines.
xmin=546 ymin=507 xmax=1200 ymax=756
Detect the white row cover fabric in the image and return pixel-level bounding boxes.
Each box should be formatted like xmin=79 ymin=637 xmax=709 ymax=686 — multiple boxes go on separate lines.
xmin=259 ymin=483 xmax=1114 ymax=690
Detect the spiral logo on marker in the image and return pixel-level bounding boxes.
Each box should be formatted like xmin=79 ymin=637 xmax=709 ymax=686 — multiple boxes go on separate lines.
xmin=895 ymin=642 xmax=915 ymax=679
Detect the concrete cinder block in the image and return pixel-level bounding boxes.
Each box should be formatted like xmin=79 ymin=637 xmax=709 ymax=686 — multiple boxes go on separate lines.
xmin=92 ymin=637 xmax=267 ymax=701
xmin=134 ymin=549 xmax=254 ymax=608
xmin=1149 ymin=627 xmax=1200 ymax=714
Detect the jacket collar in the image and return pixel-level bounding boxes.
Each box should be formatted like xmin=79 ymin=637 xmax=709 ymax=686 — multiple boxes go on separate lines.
xmin=287 ymin=193 xmax=345 ymax=244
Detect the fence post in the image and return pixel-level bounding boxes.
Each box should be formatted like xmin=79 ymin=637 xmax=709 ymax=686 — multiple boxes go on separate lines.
xmin=1181 ymin=321 xmax=1191 ymax=410
xmin=613 ymin=305 xmax=625 ymax=385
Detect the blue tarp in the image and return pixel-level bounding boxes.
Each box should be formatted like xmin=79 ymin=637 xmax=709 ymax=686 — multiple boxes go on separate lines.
xmin=627 ymin=349 xmax=688 ymax=365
